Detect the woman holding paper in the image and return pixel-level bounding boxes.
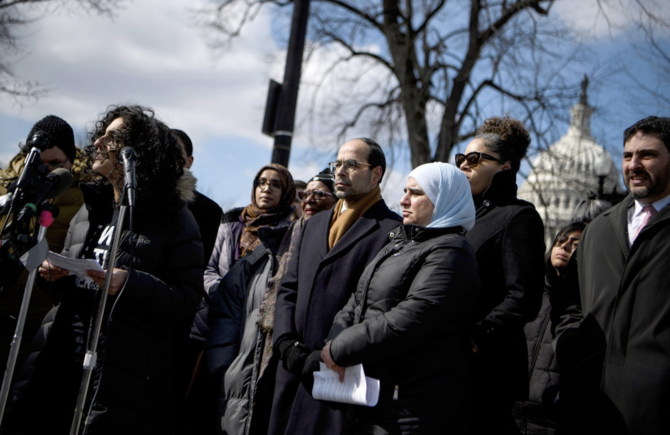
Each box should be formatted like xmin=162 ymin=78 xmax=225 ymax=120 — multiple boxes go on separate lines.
xmin=322 ymin=162 xmax=480 ymax=434
xmin=10 ymin=105 xmax=204 ymax=435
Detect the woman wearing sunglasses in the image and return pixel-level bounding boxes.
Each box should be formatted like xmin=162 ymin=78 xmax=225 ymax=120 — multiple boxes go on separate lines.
xmin=321 ymin=162 xmax=479 ymax=434
xmin=456 ymin=116 xmax=545 ymax=434
xmin=205 ymin=169 xmax=333 ymax=435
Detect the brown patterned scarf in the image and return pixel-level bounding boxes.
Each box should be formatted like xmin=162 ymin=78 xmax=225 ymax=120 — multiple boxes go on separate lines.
xmin=256 ymin=219 xmax=303 ymax=380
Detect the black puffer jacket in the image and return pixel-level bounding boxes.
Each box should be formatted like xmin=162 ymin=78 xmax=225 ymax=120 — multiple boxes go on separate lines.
xmin=513 ymin=273 xmax=560 ymax=435
xmin=12 ymin=182 xmax=204 ymax=435
xmin=327 ymin=224 xmax=479 ymax=430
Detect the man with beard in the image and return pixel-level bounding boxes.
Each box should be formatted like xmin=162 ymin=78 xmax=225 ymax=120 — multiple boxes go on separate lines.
xmin=552 ymin=116 xmax=670 ymax=435
xmin=268 ymin=138 xmax=401 ymax=435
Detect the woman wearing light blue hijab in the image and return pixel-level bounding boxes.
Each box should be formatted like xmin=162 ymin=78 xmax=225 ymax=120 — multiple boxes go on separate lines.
xmin=321 ymin=162 xmax=480 ymax=434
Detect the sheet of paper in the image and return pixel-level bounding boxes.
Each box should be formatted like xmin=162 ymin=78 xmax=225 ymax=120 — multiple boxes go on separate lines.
xmin=312 ymin=363 xmax=379 ymax=407
xmin=46 ymin=251 xmax=104 ymax=278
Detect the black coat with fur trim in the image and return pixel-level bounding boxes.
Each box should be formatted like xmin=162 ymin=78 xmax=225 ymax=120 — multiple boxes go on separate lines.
xmin=11 ymin=181 xmax=203 ymax=435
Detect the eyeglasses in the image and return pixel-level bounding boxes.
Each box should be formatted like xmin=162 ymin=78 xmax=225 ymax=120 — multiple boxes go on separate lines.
xmin=455 ymin=152 xmax=506 ymax=169
xmin=328 ymin=159 xmax=372 ymax=173
xmin=257 ymin=178 xmax=283 ymax=191
xmin=298 ymin=189 xmax=334 ymax=202
xmin=44 ymin=159 xmax=69 ymax=170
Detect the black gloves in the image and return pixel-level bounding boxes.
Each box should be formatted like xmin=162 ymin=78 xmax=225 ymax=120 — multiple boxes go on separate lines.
xmin=302 ymin=350 xmax=322 ymax=377
xmin=300 ymin=350 xmax=323 ymax=394
xmin=279 ymin=339 xmax=311 ymax=375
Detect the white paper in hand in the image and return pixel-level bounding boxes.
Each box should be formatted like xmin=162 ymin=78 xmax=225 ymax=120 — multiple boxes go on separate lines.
xmin=47 ymin=251 xmax=104 ymax=278
xmin=312 ymin=363 xmax=379 ymax=407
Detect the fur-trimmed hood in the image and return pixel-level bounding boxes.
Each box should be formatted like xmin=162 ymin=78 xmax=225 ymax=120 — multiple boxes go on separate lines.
xmin=178 ymin=168 xmax=197 ymax=203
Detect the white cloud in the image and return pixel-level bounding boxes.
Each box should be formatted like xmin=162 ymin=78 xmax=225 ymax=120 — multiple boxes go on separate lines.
xmin=1 ymin=0 xmax=277 ymax=146
xmin=553 ymin=0 xmax=670 ymax=41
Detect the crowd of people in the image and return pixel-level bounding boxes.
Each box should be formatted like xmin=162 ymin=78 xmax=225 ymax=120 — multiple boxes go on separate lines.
xmin=0 ymin=106 xmax=668 ymax=435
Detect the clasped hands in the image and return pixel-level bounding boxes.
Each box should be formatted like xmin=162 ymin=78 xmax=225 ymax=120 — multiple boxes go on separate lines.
xmin=282 ymin=339 xmax=346 ymax=384
xmin=38 ymin=260 xmax=128 ymax=295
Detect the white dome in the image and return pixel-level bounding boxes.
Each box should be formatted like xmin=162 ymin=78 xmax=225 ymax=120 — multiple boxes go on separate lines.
xmin=519 ymin=83 xmax=622 ymax=246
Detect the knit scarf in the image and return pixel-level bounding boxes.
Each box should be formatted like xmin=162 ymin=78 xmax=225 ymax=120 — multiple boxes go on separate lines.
xmin=328 ymin=185 xmax=381 ymax=249
xmin=238 ymin=205 xmax=292 ymax=257
xmin=256 ymin=219 xmax=303 ymax=380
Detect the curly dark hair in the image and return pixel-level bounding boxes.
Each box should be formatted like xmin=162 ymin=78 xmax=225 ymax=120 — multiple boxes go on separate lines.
xmin=88 ymin=105 xmax=185 ymax=226
xmin=475 ymin=116 xmax=531 ymax=173
xmin=623 ymin=116 xmax=670 ymax=151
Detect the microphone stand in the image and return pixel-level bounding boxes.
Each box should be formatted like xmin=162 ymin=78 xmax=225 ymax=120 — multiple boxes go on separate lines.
xmin=69 ymin=203 xmax=127 ymax=435
xmin=0 ymin=208 xmax=55 ymax=425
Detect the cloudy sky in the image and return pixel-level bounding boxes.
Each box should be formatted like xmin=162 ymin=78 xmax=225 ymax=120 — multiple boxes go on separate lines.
xmin=0 ymin=0 xmax=668 ymax=209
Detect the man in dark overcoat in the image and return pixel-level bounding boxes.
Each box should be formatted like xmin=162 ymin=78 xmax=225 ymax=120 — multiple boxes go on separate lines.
xmin=552 ymin=116 xmax=670 ymax=435
xmin=268 ymin=138 xmax=401 ymax=435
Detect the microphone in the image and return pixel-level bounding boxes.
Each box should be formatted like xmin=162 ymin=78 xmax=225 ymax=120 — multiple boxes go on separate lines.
xmin=16 ymin=168 xmax=73 ymax=224
xmin=27 ymin=131 xmax=50 ymax=151
xmin=120 ymin=146 xmax=137 ymax=207
xmin=13 ymin=131 xmax=51 ymax=196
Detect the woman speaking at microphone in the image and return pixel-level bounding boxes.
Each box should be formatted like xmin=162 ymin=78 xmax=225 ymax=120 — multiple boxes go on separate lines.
xmin=16 ymin=105 xmax=204 ymax=434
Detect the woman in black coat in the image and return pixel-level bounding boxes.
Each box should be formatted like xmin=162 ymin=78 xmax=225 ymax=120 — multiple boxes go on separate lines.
xmin=455 ymin=116 xmax=546 ymax=434
xmin=321 ymin=162 xmax=479 ymax=434
xmin=21 ymin=105 xmax=204 ymax=434
xmin=513 ymin=222 xmax=586 ymax=435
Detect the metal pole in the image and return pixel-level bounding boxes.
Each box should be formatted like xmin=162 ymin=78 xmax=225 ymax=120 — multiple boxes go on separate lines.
xmin=271 ymin=0 xmax=311 ymax=167
xmin=70 ymin=205 xmax=127 ymax=435
xmin=0 ymin=224 xmax=48 ymax=425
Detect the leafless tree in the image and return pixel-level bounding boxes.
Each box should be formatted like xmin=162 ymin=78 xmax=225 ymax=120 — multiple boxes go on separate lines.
xmin=0 ymin=0 xmax=122 ymax=100
xmin=197 ymin=0 xmax=609 ymax=168
xmin=623 ymin=0 xmax=670 ymax=112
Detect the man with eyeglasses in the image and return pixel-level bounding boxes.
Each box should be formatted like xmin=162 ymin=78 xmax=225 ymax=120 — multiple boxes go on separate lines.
xmin=270 ymin=138 xmax=401 ymax=435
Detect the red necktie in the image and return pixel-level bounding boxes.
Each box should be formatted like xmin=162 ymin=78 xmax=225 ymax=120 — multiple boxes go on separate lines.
xmin=632 ymin=204 xmax=657 ymax=242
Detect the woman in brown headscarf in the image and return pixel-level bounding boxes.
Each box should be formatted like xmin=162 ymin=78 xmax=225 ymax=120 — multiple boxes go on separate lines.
xmin=183 ymin=164 xmax=295 ymax=434
xmin=236 ymin=164 xmax=297 ymax=258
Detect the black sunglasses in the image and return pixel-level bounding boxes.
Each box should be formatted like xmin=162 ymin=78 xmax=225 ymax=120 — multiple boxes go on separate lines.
xmin=298 ymin=190 xmax=334 ymax=202
xmin=455 ymin=151 xmax=506 ymax=168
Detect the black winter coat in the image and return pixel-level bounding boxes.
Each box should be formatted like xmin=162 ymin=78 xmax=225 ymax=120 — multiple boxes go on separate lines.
xmin=14 ymin=182 xmax=204 ymax=435
xmin=269 ymin=199 xmax=401 ymax=435
xmin=327 ymin=224 xmax=479 ymax=433
xmin=464 ymin=170 xmax=545 ymax=426
xmin=513 ymin=274 xmax=560 ymax=435
xmin=188 ymin=190 xmax=223 ymax=269
xmin=552 ymin=197 xmax=670 ymax=435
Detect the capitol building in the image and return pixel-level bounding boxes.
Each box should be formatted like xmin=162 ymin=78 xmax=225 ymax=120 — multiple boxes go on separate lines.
xmin=518 ymin=79 xmax=623 ymax=247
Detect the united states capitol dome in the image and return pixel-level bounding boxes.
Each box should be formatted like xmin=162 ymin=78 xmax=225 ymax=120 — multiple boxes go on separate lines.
xmin=518 ymin=77 xmax=622 ymax=246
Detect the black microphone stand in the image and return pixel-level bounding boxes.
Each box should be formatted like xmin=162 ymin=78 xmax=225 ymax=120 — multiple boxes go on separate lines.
xmin=70 ymin=179 xmax=134 ymax=435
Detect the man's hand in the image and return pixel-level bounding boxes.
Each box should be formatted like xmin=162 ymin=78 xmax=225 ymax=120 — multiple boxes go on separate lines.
xmin=38 ymin=260 xmax=69 ymax=281
xmin=321 ymin=341 xmax=346 ymax=382
xmin=86 ymin=268 xmax=128 ymax=295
